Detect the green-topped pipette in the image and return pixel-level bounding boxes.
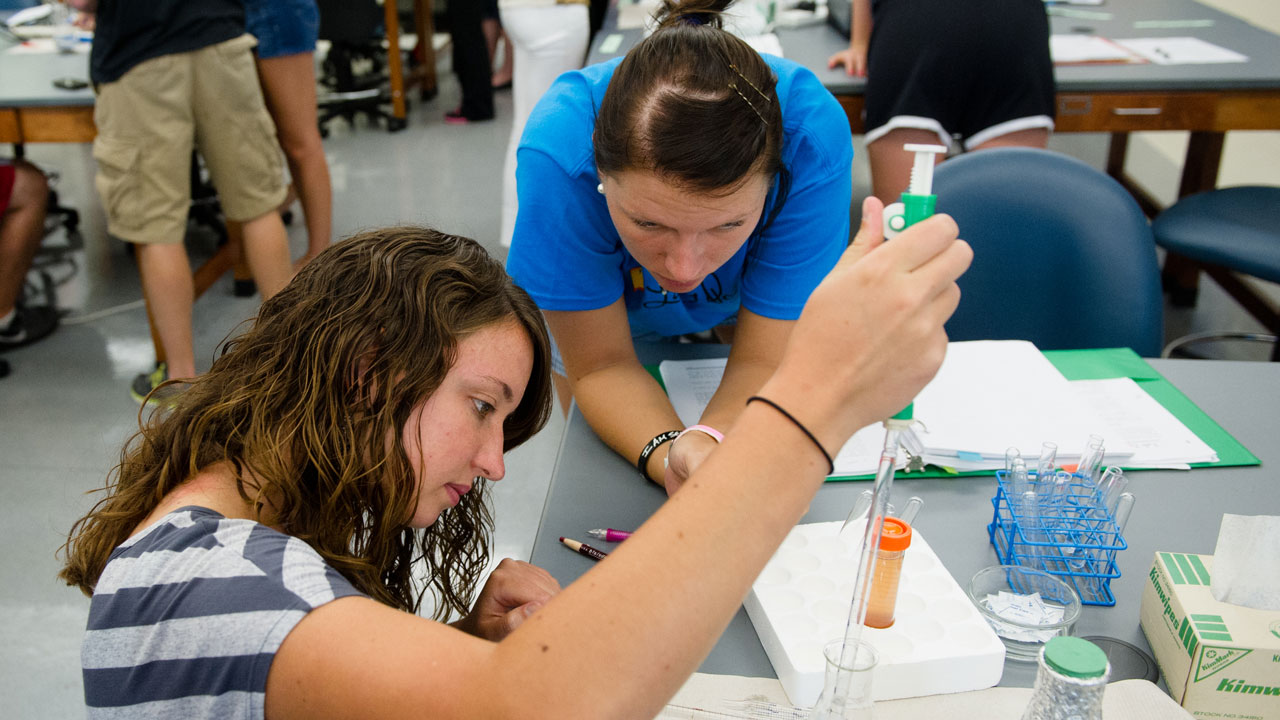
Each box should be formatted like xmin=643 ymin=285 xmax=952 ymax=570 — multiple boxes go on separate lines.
xmin=814 ymin=143 xmax=946 ymax=719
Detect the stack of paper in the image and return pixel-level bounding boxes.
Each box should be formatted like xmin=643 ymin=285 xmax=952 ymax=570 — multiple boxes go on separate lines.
xmin=659 ymin=340 xmax=1217 ymax=477
xmin=1050 ymin=34 xmax=1143 ymax=65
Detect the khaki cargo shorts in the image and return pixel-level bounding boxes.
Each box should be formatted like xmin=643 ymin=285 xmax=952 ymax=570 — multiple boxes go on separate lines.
xmin=92 ymin=34 xmax=287 ymax=245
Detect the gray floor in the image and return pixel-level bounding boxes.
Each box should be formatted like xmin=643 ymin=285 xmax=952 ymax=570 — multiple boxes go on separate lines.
xmin=2 ymin=66 xmax=1276 ymax=715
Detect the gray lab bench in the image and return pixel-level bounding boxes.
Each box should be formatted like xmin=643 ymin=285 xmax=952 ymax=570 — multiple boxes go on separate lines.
xmin=529 ymin=344 xmax=1278 ymax=688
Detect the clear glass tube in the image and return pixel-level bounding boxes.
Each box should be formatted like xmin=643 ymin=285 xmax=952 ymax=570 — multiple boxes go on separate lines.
xmin=896 ymin=496 xmax=924 ymax=525
xmin=1036 ymin=442 xmax=1058 ymax=485
xmin=809 ymin=639 xmax=878 ymax=720
xmin=1077 ymin=435 xmax=1106 ymax=484
xmin=831 ymin=423 xmax=902 ymax=715
xmin=1006 ymin=446 xmax=1023 ymax=472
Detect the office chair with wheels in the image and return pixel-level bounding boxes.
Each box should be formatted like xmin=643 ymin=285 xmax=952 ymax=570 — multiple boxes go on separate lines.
xmin=1151 ymin=186 xmax=1280 ymax=361
xmin=315 ymin=0 xmax=407 ymax=135
xmin=22 ymin=168 xmax=83 ymax=311
xmin=930 ymin=147 xmax=1164 ymax=357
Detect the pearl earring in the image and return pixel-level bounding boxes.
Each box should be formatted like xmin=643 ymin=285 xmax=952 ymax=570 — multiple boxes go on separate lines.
xmin=597 ymin=183 xmax=605 ymax=195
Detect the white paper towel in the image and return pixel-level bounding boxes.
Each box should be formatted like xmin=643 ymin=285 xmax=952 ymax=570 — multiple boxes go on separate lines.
xmin=1210 ymin=513 xmax=1280 ymax=611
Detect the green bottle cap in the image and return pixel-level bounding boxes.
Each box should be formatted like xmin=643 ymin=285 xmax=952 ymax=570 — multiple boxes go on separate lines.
xmin=1044 ymin=637 xmax=1109 ymax=679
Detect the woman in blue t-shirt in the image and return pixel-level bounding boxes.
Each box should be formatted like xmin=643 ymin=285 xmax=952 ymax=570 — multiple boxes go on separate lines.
xmin=507 ymin=0 xmax=855 ymax=493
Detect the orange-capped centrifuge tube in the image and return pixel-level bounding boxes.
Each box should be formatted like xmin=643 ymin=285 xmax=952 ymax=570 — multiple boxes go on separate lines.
xmin=864 ymin=517 xmax=912 ymax=629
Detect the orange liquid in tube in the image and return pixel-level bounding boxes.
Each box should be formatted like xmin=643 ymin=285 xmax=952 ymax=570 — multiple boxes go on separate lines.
xmin=863 ymin=517 xmax=912 ymax=629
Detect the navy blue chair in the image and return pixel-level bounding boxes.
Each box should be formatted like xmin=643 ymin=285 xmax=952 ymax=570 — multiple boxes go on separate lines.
xmin=930 ymin=147 xmax=1164 ymax=357
xmin=1151 ymin=186 xmax=1280 ymax=361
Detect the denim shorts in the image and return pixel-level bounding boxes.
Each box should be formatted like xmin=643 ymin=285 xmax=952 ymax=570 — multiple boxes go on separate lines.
xmin=245 ymin=0 xmax=319 ymax=59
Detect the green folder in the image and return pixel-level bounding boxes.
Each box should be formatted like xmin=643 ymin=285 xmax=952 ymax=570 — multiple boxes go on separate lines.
xmin=823 ymin=347 xmax=1258 ymax=480
xmin=648 ymin=348 xmax=1258 ymax=480
xmin=1043 ymin=347 xmax=1258 ymax=469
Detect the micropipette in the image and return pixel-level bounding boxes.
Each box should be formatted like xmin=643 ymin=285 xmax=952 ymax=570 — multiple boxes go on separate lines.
xmin=820 ymin=144 xmax=947 ymax=719
xmin=882 ymin=144 xmax=947 ymax=240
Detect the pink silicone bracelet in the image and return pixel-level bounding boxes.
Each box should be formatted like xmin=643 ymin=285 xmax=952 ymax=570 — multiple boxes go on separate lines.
xmin=680 ymin=424 xmax=724 ymax=443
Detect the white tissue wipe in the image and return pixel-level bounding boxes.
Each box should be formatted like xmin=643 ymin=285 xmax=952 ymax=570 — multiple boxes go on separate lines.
xmin=1209 ymin=513 xmax=1280 ymax=611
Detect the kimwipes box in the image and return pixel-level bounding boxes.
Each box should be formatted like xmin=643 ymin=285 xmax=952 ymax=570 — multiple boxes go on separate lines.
xmin=1140 ymin=552 xmax=1280 ymax=720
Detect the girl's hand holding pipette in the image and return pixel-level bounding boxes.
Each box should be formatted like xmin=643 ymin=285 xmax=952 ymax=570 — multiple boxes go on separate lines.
xmin=766 ymin=197 xmax=970 ymax=451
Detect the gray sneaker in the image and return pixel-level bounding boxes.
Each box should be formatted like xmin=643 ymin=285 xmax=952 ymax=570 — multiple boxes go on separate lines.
xmin=130 ymin=362 xmax=187 ymax=407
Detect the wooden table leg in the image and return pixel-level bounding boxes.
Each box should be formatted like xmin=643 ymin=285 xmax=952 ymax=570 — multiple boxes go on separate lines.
xmin=385 ymin=0 xmax=408 ymax=126
xmin=1163 ymin=131 xmax=1226 ymax=307
xmin=414 ymin=0 xmax=438 ymax=100
xmin=1106 ymin=132 xmax=1163 ymax=219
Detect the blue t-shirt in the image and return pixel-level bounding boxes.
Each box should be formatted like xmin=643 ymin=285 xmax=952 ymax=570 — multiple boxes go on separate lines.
xmin=506 ymin=55 xmax=853 ymax=340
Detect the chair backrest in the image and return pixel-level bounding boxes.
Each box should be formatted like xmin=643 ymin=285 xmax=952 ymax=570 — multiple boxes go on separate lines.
xmin=316 ymin=0 xmax=383 ymax=44
xmin=931 ymin=147 xmax=1163 ymax=357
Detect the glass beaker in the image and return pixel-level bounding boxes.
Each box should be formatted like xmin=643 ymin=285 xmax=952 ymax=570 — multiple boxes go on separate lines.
xmin=809 ymin=638 xmax=878 ymax=720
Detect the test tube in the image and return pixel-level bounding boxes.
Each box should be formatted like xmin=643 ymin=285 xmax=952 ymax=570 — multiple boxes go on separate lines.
xmin=1010 ymin=458 xmax=1030 ymax=498
xmin=1049 ymin=470 xmax=1076 ymax=548
xmin=1036 ymin=442 xmax=1058 ymax=487
xmin=1019 ymin=490 xmax=1044 ymax=568
xmin=839 ymin=489 xmax=876 ymax=535
xmin=1112 ymin=493 xmax=1136 ymax=535
xmin=896 ymin=496 xmax=924 ymax=525
xmin=864 ymin=517 xmax=912 ymax=628
xmin=1005 ymin=447 xmax=1023 ymax=473
xmin=1098 ymin=467 xmax=1128 ymax=515
xmin=1077 ymin=435 xmax=1106 ymax=484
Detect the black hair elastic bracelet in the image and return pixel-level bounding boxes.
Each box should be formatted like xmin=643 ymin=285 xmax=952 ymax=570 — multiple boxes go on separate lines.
xmin=638 ymin=430 xmax=683 ymax=484
xmin=746 ymin=396 xmax=835 ymax=475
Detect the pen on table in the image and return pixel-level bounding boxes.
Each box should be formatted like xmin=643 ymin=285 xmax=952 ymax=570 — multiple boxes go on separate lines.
xmin=560 ymin=536 xmax=608 ymax=562
xmin=586 ymin=528 xmax=632 ymax=542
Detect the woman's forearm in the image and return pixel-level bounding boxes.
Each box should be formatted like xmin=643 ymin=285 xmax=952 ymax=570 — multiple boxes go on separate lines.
xmin=572 ymin=360 xmax=686 ymax=484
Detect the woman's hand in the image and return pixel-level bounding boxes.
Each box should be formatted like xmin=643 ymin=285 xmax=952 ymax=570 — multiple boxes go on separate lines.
xmin=827 ymin=44 xmax=868 ymax=78
xmin=452 ymin=559 xmax=560 ymax=641
xmin=761 ymin=197 xmax=972 ymax=452
xmin=662 ymin=431 xmax=719 ymax=496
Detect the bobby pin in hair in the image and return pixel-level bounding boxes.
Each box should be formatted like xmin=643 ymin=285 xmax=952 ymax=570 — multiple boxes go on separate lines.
xmin=728 ymin=63 xmax=770 ymax=105
xmin=729 ymin=82 xmax=768 ymax=125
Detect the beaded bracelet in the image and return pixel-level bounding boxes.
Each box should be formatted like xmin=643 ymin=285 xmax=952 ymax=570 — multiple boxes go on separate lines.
xmin=638 ymin=430 xmax=682 ymax=484
xmin=746 ymin=396 xmax=835 ymax=475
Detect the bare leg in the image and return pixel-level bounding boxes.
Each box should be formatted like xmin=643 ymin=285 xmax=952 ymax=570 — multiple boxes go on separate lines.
xmin=866 ymin=128 xmax=947 ymax=205
xmin=483 ymin=17 xmax=512 ymax=87
xmin=256 ymin=52 xmax=332 ymax=268
xmin=135 ymin=242 xmax=196 ymax=379
xmin=482 ymin=16 xmax=500 ymax=62
xmin=0 ymin=161 xmax=48 ymax=317
xmin=492 ymin=32 xmax=513 ymax=87
xmin=239 ymin=210 xmax=292 ymax=301
xmin=971 ymin=127 xmax=1050 ymax=151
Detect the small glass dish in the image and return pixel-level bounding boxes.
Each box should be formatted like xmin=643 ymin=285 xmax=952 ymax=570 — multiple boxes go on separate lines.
xmin=967 ymin=565 xmax=1082 ymax=662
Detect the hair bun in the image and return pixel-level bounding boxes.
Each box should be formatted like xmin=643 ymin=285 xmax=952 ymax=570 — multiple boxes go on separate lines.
xmin=653 ymin=0 xmax=734 ymax=31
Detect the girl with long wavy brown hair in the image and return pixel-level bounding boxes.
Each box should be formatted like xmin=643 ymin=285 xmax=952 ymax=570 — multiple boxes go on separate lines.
xmin=56 ymin=174 xmax=971 ymax=716
xmin=62 ymin=226 xmax=553 ymax=614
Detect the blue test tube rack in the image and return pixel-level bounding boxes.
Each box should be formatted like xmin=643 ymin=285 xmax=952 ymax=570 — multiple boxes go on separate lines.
xmin=987 ymin=470 xmax=1127 ymax=606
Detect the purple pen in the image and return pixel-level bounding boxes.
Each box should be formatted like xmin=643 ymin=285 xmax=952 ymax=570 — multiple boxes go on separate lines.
xmin=586 ymin=528 xmax=632 ymax=542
